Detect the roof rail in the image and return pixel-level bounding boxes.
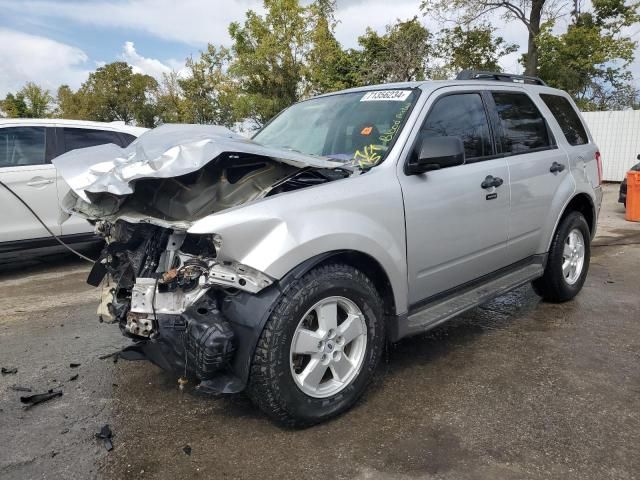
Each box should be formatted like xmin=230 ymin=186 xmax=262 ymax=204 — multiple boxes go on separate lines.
xmin=456 ymin=70 xmax=547 ymax=86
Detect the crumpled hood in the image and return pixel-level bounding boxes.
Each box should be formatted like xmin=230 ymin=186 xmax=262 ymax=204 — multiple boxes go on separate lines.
xmin=53 ymin=123 xmax=342 ymax=203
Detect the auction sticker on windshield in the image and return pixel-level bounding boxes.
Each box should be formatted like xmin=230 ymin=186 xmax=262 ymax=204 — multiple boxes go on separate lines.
xmin=360 ymin=90 xmax=412 ymax=102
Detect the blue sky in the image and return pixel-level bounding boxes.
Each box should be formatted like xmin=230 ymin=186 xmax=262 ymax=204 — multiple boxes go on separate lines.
xmin=0 ymin=0 xmax=637 ymax=98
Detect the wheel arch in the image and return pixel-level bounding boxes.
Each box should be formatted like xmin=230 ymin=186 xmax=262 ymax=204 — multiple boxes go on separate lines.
xmin=556 ymin=193 xmax=596 ymax=240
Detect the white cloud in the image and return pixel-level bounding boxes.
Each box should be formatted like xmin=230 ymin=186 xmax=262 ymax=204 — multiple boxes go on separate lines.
xmin=0 ymin=0 xmax=262 ymax=46
xmin=0 ymin=28 xmax=90 ymax=97
xmin=120 ymin=41 xmax=172 ymax=78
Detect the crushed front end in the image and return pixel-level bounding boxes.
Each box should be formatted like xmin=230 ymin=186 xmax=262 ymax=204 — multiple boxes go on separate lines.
xmin=91 ymin=220 xmax=274 ymax=393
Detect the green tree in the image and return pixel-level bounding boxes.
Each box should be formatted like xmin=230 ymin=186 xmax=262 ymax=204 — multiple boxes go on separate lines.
xmin=56 ymin=84 xmax=88 ymax=119
xmin=73 ymin=62 xmax=159 ymax=126
xmin=432 ymin=25 xmax=519 ymax=78
xmin=178 ymin=45 xmax=236 ymax=126
xmin=357 ymin=17 xmax=431 ymax=84
xmin=156 ymin=71 xmax=184 ymax=124
xmin=229 ymin=0 xmax=308 ymax=127
xmin=536 ymin=0 xmax=639 ymax=110
xmin=422 ymin=0 xmax=550 ymax=76
xmin=1 ymin=92 xmax=28 ymax=118
xmin=305 ymin=0 xmax=356 ymax=95
xmin=1 ymin=83 xmax=53 ymax=118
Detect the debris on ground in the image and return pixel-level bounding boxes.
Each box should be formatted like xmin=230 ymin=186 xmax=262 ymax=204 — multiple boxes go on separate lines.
xmin=20 ymin=389 xmax=63 ymax=409
xmin=1 ymin=367 xmax=18 ymax=375
xmin=96 ymin=424 xmax=113 ymax=451
xmin=69 ymin=363 xmax=81 ymax=368
xmin=69 ymin=374 xmax=79 ymax=382
xmin=10 ymin=385 xmax=32 ymax=392
xmin=182 ymin=445 xmax=192 ymax=456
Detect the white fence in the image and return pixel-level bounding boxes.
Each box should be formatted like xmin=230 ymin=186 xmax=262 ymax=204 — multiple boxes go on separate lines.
xmin=582 ymin=110 xmax=640 ymax=182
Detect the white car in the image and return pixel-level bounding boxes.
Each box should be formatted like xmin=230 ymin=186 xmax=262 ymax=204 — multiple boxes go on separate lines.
xmin=0 ymin=119 xmax=146 ymax=260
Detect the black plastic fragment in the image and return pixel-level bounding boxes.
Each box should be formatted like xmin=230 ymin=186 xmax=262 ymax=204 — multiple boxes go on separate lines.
xmin=20 ymin=389 xmax=62 ymax=409
xmin=69 ymin=374 xmax=79 ymax=382
xmin=87 ymin=261 xmax=108 ymax=287
xmin=182 ymin=445 xmax=192 ymax=456
xmin=96 ymin=424 xmax=113 ymax=451
xmin=69 ymin=363 xmax=81 ymax=368
xmin=1 ymin=367 xmax=17 ymax=375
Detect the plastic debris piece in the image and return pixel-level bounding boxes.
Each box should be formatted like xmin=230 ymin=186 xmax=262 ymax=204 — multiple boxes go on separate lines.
xmin=95 ymin=424 xmax=113 ymax=451
xmin=20 ymin=389 xmax=62 ymax=409
xmin=69 ymin=363 xmax=81 ymax=368
xmin=1 ymin=367 xmax=17 ymax=375
xmin=182 ymin=445 xmax=192 ymax=456
xmin=69 ymin=374 xmax=79 ymax=382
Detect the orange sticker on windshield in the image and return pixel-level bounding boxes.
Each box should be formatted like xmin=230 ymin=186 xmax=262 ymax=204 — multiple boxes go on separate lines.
xmin=360 ymin=126 xmax=373 ymax=136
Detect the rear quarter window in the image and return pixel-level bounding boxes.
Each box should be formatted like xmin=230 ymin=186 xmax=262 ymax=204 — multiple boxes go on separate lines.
xmin=539 ymin=94 xmax=588 ymax=146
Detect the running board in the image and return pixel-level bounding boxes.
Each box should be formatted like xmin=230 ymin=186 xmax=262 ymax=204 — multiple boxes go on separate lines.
xmin=397 ymin=259 xmax=545 ymax=340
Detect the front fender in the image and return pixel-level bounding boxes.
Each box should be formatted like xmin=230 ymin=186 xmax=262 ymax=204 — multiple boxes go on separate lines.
xmin=188 ymin=170 xmax=409 ymax=314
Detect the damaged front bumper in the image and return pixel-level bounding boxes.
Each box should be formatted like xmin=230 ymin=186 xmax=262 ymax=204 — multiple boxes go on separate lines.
xmin=92 ymin=220 xmax=282 ymax=394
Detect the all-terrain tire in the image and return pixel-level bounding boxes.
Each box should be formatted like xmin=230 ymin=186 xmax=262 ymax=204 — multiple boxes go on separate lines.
xmin=247 ymin=263 xmax=385 ymax=427
xmin=532 ymin=211 xmax=591 ymax=302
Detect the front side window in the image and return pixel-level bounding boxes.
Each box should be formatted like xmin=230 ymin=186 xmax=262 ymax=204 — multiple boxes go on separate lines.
xmin=420 ymin=93 xmax=494 ymax=160
xmin=492 ymin=92 xmax=551 ymax=154
xmin=540 ymin=94 xmax=588 ymax=146
xmin=0 ymin=127 xmax=46 ymax=168
xmin=63 ymin=128 xmax=123 ymax=153
xmin=253 ymin=89 xmax=419 ymax=169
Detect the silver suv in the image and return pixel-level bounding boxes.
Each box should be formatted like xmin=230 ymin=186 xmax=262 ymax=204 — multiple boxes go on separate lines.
xmin=56 ymin=71 xmax=603 ymax=426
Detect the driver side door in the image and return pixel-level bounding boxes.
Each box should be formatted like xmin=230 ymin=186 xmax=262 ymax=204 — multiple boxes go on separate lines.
xmin=398 ymin=90 xmax=511 ymax=306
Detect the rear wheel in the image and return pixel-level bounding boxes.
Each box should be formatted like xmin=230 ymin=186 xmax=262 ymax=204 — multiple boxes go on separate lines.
xmin=247 ymin=264 xmax=385 ymax=427
xmin=532 ymin=211 xmax=590 ymax=302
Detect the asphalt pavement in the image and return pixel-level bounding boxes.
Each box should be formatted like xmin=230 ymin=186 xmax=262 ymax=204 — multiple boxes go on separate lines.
xmin=0 ymin=184 xmax=638 ymax=480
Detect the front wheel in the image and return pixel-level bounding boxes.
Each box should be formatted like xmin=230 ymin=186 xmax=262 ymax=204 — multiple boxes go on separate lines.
xmin=247 ymin=264 xmax=385 ymax=427
xmin=532 ymin=211 xmax=591 ymax=302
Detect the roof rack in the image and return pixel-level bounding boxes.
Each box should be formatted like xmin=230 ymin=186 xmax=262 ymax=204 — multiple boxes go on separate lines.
xmin=456 ymin=70 xmax=547 ymax=86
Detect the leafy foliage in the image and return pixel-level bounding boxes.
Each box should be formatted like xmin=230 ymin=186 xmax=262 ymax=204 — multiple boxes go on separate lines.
xmin=1 ymin=0 xmax=637 ymax=126
xmin=536 ymin=0 xmax=639 ymax=110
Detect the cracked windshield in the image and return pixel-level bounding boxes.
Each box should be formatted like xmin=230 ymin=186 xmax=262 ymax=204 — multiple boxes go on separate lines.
xmin=253 ymin=89 xmax=418 ymax=169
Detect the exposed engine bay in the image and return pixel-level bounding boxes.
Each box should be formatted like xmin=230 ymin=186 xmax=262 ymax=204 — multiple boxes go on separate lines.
xmin=58 ymin=124 xmax=352 ymax=393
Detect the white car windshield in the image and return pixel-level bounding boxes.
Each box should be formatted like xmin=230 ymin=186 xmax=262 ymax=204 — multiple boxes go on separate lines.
xmin=253 ymin=89 xmax=419 ymax=169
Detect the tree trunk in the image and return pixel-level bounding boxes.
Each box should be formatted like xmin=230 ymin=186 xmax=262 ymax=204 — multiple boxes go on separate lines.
xmin=525 ymin=0 xmax=545 ymax=76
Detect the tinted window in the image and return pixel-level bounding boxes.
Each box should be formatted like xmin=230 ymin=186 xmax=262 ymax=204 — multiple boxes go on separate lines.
xmin=492 ymin=92 xmax=550 ymax=154
xmin=420 ymin=93 xmax=493 ymax=160
xmin=120 ymin=133 xmax=137 ymax=147
xmin=0 ymin=127 xmax=46 ymax=167
xmin=63 ymin=128 xmax=123 ymax=153
xmin=540 ymin=94 xmax=587 ymax=146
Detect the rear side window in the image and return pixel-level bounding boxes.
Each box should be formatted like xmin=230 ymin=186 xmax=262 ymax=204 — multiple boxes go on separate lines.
xmin=540 ymin=94 xmax=588 ymax=146
xmin=119 ymin=133 xmax=137 ymax=147
xmin=420 ymin=93 xmax=494 ymax=160
xmin=492 ymin=92 xmax=550 ymax=154
xmin=62 ymin=128 xmax=124 ymax=153
xmin=0 ymin=127 xmax=46 ymax=167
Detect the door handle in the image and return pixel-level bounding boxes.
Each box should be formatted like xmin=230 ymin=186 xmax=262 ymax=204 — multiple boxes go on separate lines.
xmin=481 ymin=175 xmax=504 ymax=189
xmin=549 ymin=162 xmax=566 ymax=173
xmin=26 ymin=179 xmax=54 ymax=187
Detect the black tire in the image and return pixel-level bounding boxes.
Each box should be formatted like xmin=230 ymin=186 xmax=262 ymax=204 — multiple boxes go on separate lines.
xmin=532 ymin=211 xmax=591 ymax=302
xmin=247 ymin=263 xmax=385 ymax=427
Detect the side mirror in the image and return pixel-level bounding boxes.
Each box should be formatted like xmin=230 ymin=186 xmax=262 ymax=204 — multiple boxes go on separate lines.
xmin=406 ymin=136 xmax=465 ymax=175
xmin=637 ymin=154 xmax=640 ymax=161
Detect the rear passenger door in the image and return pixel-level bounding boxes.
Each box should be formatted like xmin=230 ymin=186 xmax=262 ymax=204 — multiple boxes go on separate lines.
xmin=56 ymin=127 xmax=127 ymax=236
xmin=488 ymin=91 xmax=570 ymax=263
xmin=399 ymin=90 xmax=511 ymax=305
xmin=0 ymin=126 xmax=61 ymax=243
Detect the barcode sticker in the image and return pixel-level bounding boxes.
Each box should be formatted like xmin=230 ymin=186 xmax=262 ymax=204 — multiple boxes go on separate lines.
xmin=360 ymin=90 xmax=412 ymax=102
